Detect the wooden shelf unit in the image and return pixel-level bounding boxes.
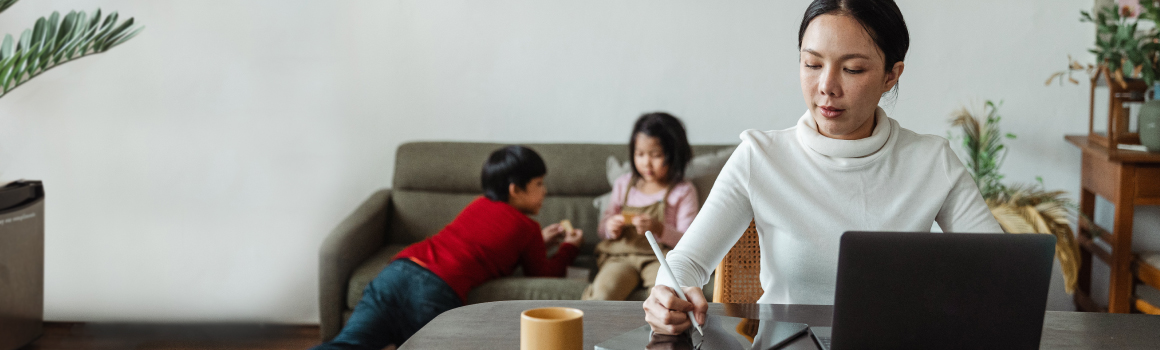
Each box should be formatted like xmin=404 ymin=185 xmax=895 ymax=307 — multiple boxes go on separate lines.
xmin=1067 ymin=135 xmax=1160 ymax=314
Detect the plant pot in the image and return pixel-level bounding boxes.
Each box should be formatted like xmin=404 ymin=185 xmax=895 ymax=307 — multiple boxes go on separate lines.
xmin=1143 ymin=100 xmax=1160 ymax=152
xmin=0 ymin=181 xmax=42 ymax=210
xmin=0 ymin=180 xmax=44 ymax=350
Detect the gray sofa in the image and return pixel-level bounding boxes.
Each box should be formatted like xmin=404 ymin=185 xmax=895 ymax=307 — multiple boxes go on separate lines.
xmin=318 ymin=142 xmax=734 ymax=341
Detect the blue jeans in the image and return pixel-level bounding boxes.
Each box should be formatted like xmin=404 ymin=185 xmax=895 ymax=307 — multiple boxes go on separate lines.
xmin=313 ymin=259 xmax=462 ymax=350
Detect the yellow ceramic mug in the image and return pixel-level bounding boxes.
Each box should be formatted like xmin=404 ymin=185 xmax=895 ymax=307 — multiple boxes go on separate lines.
xmin=520 ymin=307 xmax=584 ymax=350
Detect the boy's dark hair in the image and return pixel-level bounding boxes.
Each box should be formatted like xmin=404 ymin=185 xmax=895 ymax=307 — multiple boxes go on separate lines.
xmin=481 ymin=145 xmax=547 ymax=202
xmin=629 ymin=112 xmax=693 ymax=184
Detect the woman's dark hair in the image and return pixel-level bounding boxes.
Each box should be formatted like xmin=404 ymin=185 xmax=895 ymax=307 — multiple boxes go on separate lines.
xmin=481 ymin=145 xmax=547 ymax=202
xmin=628 ymin=112 xmax=693 ymax=185
xmin=799 ymin=0 xmax=909 ymax=95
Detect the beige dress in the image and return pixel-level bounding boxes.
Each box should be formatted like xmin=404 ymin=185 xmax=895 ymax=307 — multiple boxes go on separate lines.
xmin=582 ymin=178 xmax=671 ymax=300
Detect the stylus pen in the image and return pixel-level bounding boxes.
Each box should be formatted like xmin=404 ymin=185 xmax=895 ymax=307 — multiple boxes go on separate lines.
xmin=644 ymin=231 xmax=704 ymax=336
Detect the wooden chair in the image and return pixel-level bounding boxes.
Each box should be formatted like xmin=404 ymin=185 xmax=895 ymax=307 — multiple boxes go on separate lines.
xmin=713 ymin=220 xmax=764 ymax=303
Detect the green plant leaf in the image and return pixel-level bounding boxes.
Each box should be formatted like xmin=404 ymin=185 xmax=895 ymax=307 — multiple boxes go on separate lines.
xmin=0 ymin=0 xmax=18 ymax=14
xmin=97 ymin=17 xmax=133 ymax=52
xmin=0 ymin=7 xmax=141 ymax=98
xmin=1 ymin=34 xmax=13 ymax=60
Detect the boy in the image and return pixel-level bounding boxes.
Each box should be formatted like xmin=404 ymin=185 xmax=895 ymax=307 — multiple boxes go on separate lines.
xmin=314 ymin=145 xmax=584 ymax=350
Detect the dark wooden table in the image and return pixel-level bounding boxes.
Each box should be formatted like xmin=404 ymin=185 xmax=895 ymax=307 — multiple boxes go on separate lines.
xmin=400 ymin=300 xmax=1160 ymax=349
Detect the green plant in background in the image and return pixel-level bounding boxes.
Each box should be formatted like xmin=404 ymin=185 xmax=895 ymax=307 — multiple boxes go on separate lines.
xmin=1086 ymin=4 xmax=1159 ymax=85
xmin=950 ymin=101 xmax=1016 ymax=199
xmin=949 ymin=101 xmax=1081 ymax=294
xmin=1047 ymin=2 xmax=1160 ymax=87
xmin=0 ymin=0 xmax=142 ymax=99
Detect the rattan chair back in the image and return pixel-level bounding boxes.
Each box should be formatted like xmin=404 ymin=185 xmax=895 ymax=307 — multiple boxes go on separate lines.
xmin=712 ymin=220 xmax=763 ymax=303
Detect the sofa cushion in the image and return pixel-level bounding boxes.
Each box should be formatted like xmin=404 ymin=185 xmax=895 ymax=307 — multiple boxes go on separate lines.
xmin=388 ymin=190 xmax=478 ymax=245
xmin=393 ymin=142 xmax=735 ymax=195
xmin=346 ymin=244 xmax=410 ymax=310
xmin=684 ymin=147 xmax=737 ymax=207
xmin=394 ymin=142 xmax=624 ymax=196
xmin=466 ymin=277 xmax=591 ymax=304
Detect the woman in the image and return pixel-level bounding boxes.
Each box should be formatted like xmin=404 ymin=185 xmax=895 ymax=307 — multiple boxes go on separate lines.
xmin=643 ymin=0 xmax=1002 ymax=335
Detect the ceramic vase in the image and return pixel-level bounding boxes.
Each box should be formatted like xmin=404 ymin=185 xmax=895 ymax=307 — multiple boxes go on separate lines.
xmin=1143 ymin=100 xmax=1160 ymax=152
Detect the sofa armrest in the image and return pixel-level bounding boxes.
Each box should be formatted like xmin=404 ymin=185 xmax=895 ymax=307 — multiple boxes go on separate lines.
xmin=319 ymin=189 xmax=393 ymax=341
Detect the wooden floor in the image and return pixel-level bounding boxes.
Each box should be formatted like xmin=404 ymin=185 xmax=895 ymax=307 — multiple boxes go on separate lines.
xmin=18 ymin=322 xmax=321 ymax=350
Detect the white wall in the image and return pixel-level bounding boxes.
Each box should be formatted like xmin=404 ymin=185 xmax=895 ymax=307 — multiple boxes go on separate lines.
xmin=0 ymin=0 xmax=1155 ymax=323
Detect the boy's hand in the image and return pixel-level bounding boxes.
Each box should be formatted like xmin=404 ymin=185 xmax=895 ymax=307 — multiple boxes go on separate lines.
xmin=633 ymin=214 xmax=658 ymax=236
xmin=563 ymin=228 xmax=584 ymax=246
xmin=605 ymin=215 xmax=625 ymax=239
xmin=542 ymin=223 xmax=564 ymax=244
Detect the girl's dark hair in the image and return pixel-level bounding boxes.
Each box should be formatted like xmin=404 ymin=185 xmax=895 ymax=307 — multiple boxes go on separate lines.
xmin=629 ymin=112 xmax=693 ymax=184
xmin=799 ymin=0 xmax=909 ymax=95
xmin=481 ymin=145 xmax=547 ymax=202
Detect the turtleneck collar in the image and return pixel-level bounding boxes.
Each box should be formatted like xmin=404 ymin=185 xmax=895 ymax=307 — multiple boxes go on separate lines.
xmin=795 ymin=107 xmax=892 ymax=159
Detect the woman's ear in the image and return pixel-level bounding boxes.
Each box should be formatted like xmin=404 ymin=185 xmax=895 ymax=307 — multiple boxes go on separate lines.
xmin=884 ymin=61 xmax=905 ymax=92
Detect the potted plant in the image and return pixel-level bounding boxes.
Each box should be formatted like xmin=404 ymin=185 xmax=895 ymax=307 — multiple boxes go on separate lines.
xmin=0 ymin=1 xmax=140 ymax=349
xmin=1048 ymin=2 xmax=1160 ymax=88
xmin=949 ymin=101 xmax=1082 ymax=294
xmin=1047 ymin=2 xmax=1160 ymax=154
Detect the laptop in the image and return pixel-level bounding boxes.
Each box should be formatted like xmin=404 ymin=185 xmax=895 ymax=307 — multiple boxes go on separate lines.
xmin=810 ymin=231 xmax=1056 ymax=350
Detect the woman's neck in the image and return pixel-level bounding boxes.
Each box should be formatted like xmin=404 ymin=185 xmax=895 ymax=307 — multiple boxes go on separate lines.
xmin=818 ymin=112 xmax=877 ymax=140
xmin=796 ymin=107 xmax=892 ymax=159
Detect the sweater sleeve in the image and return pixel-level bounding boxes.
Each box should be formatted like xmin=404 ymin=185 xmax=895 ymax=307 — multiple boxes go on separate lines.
xmin=935 ymin=140 xmax=1004 ymax=233
xmin=658 ymin=134 xmax=757 ymax=290
xmin=519 ymin=221 xmax=580 ymax=277
xmin=657 ymin=182 xmax=699 ymax=248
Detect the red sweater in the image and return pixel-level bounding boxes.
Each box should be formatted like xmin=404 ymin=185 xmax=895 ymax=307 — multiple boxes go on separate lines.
xmin=394 ymin=196 xmax=580 ymax=302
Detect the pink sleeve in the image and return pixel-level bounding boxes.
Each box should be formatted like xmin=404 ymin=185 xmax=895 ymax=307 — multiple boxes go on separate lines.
xmin=658 ymin=181 xmax=699 ymax=248
xmin=598 ymin=174 xmax=630 ymax=240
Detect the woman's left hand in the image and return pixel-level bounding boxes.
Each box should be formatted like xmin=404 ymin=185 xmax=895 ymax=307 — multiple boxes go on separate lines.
xmin=633 ymin=214 xmax=658 ymax=236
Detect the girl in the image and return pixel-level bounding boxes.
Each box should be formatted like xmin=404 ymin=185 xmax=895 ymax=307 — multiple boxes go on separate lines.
xmin=582 ymin=112 xmax=700 ymax=301
xmin=643 ymin=0 xmax=1003 ymax=335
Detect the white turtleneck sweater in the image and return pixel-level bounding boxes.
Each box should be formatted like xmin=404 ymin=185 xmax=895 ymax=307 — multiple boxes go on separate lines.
xmin=660 ymin=108 xmax=1002 ymax=305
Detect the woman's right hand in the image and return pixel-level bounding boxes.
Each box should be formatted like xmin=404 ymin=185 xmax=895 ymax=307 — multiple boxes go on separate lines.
xmin=643 ymin=285 xmax=708 ymax=335
xmin=604 ymin=215 xmax=625 ymax=239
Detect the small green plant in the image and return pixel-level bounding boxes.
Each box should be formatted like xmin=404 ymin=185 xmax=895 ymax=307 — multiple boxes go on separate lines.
xmin=950 ymin=100 xmax=1016 ymax=199
xmin=0 ymin=0 xmax=142 ymax=99
xmin=949 ymin=101 xmax=1081 ymax=294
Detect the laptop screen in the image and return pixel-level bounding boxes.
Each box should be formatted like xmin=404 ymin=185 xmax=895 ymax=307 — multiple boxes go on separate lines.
xmin=829 ymin=232 xmax=1055 ymax=350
